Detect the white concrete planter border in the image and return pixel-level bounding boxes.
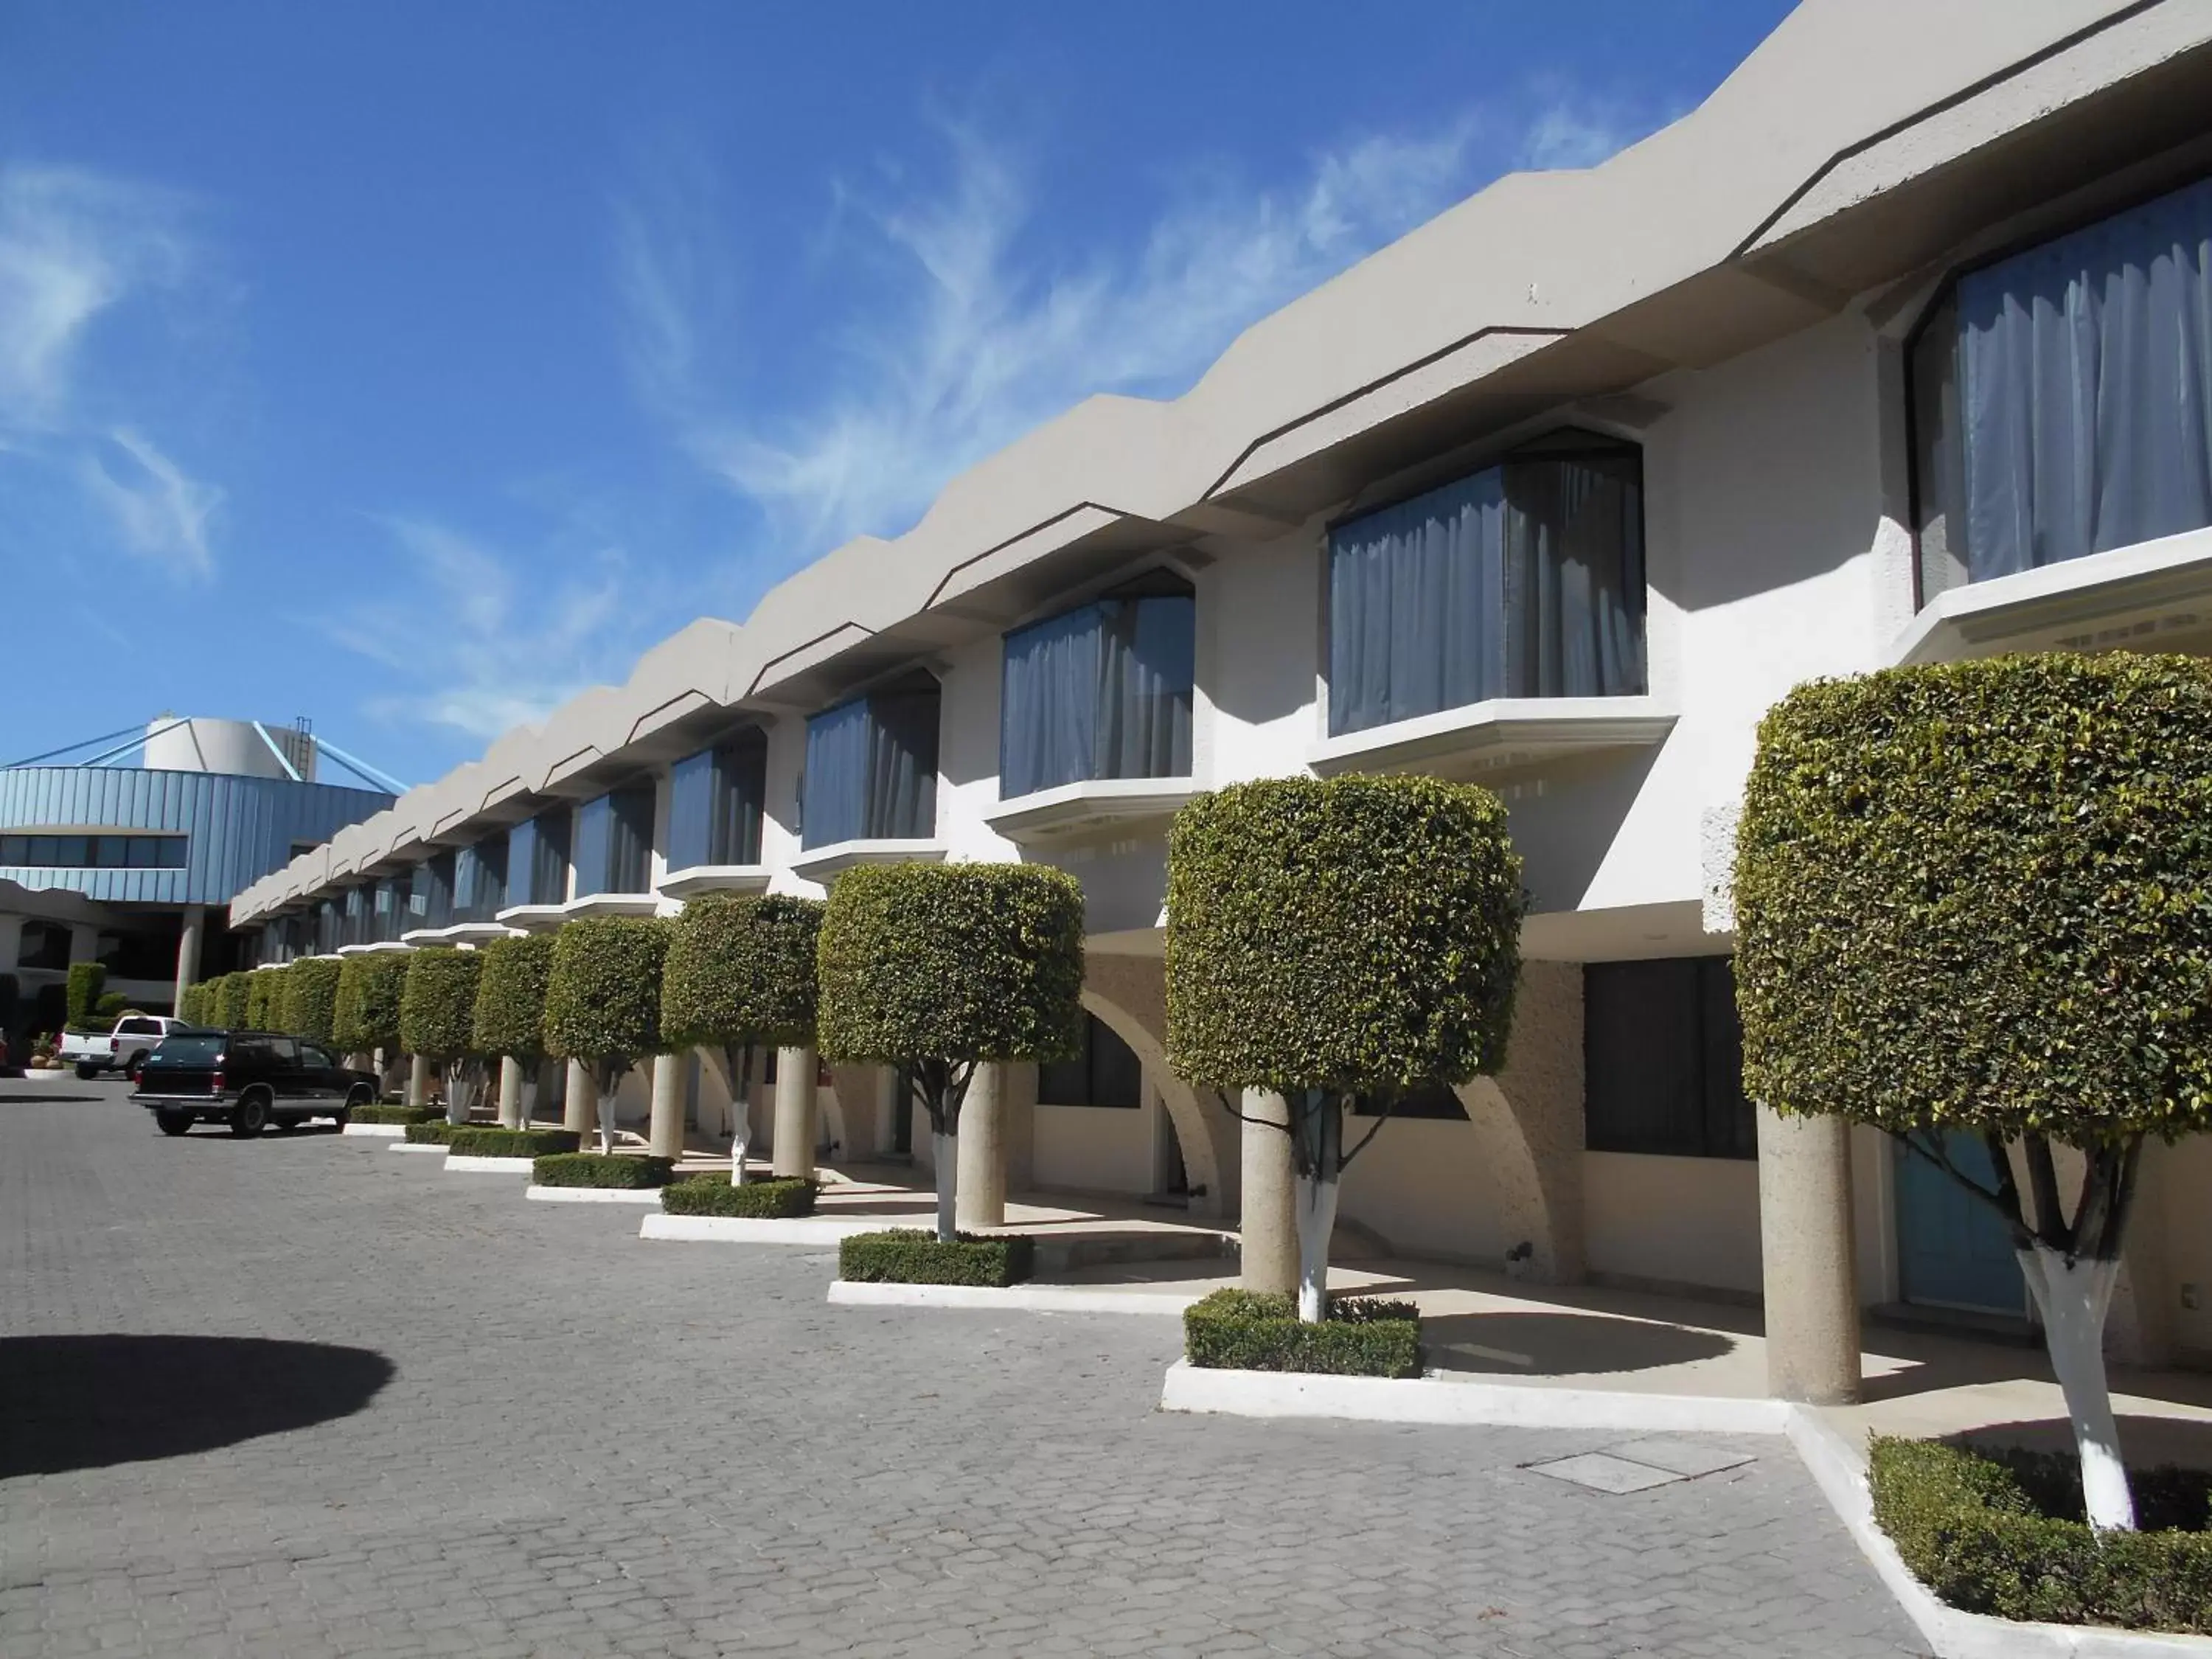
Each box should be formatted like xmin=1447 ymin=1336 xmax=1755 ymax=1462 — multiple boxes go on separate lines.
xmin=1784 ymin=1410 xmax=2212 ymax=1659
xmin=639 ymin=1213 xmax=902 ymax=1245
xmin=387 ymin=1141 xmax=448 ymax=1155
xmin=341 ymin=1122 xmax=407 ymax=1138
xmin=1158 ymin=1357 xmax=1793 ymax=1434
xmin=527 ymin=1184 xmax=664 ymax=1204
xmin=829 ymin=1279 xmax=1195 ymax=1315
xmin=443 ymin=1154 xmax=537 ymax=1174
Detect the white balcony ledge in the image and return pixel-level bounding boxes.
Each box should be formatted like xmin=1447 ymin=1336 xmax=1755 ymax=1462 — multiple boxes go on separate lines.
xmin=983 ymin=778 xmax=1198 ymax=847
xmin=1308 ymin=696 xmax=1677 ymax=779
xmin=1891 ymin=525 xmax=2212 ymax=666
xmin=656 ymin=864 xmax=772 ymax=900
xmin=401 ymin=922 xmax=518 ymax=947
xmin=334 ymin=940 xmax=412 ymax=956
xmin=493 ymin=902 xmax=568 ymax=933
xmin=558 ymin=891 xmax=665 ymax=920
xmin=787 ymin=838 xmax=947 ymax=886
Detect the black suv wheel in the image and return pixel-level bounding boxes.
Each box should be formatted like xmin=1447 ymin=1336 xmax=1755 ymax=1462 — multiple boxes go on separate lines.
xmin=156 ymin=1110 xmax=192 ymax=1137
xmin=232 ymin=1090 xmax=273 ymax=1138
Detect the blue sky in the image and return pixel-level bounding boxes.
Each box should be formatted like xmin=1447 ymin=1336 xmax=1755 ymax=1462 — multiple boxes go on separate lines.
xmin=0 ymin=0 xmax=1794 ymax=789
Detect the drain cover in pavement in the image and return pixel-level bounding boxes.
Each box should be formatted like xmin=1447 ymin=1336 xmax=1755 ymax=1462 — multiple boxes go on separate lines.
xmin=1525 ymin=1453 xmax=1688 ymax=1494
xmin=1604 ymin=1437 xmax=1756 ymax=1479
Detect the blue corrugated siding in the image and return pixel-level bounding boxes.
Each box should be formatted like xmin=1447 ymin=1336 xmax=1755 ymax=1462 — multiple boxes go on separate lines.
xmin=0 ymin=767 xmax=392 ymax=906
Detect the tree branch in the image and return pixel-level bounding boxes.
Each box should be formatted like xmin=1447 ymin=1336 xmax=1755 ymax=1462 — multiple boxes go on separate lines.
xmin=1212 ymin=1088 xmax=1291 ymax=1133
xmin=1336 ymin=1090 xmax=1397 ymax=1173
xmin=2024 ymin=1133 xmax=2068 ymax=1252
xmin=1978 ymin=1130 xmax=2034 ymax=1248
xmin=1890 ymin=1128 xmax=2014 ymax=1222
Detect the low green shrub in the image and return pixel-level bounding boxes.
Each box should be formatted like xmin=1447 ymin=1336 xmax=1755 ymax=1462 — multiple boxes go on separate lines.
xmin=532 ymin=1153 xmax=674 ymax=1189
xmin=836 ymin=1228 xmax=1032 ymax=1286
xmin=1870 ymin=1436 xmax=2212 ymax=1633
xmin=352 ymin=1103 xmax=439 ymax=1125
xmin=403 ymin=1121 xmax=463 ymax=1145
xmin=1183 ymin=1288 xmax=1422 ymax=1378
xmin=661 ymin=1176 xmax=817 ymax=1218
xmin=446 ymin=1127 xmax=582 ymax=1159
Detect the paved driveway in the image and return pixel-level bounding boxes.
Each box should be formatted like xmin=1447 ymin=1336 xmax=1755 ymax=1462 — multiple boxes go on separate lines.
xmin=0 ymin=1085 xmax=1924 ymax=1658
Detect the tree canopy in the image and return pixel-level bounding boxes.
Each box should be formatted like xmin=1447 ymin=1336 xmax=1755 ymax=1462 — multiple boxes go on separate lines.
xmin=661 ymin=893 xmax=824 ymax=1054
xmin=400 ymin=947 xmax=484 ymax=1064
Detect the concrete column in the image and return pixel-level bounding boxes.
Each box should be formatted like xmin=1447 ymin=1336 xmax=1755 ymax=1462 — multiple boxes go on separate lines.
xmin=647 ymin=1051 xmax=685 ymax=1160
xmin=1239 ymin=1089 xmax=1298 ymax=1296
xmin=563 ymin=1058 xmax=594 ymax=1135
xmin=773 ymin=1045 xmax=818 ymax=1180
xmin=955 ymin=1061 xmax=1008 ymax=1230
xmin=1756 ymin=1105 xmax=1863 ymax=1405
xmin=498 ymin=1056 xmax=525 ymax=1130
xmin=173 ymin=905 xmax=204 ymax=1014
xmin=405 ymin=1052 xmax=431 ymax=1110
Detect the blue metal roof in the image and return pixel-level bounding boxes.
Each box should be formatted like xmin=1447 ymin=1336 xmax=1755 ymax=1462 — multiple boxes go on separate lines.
xmin=0 ymin=767 xmax=393 ymax=907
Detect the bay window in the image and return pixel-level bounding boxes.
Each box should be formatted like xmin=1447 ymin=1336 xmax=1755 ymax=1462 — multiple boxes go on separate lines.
xmin=1000 ymin=571 xmax=1194 ymax=799
xmin=453 ymin=838 xmax=507 ymax=923
xmin=801 ymin=676 xmax=939 ymax=849
xmin=507 ymin=810 xmax=571 ymax=907
xmin=572 ymin=784 xmax=654 ymax=897
xmin=667 ymin=732 xmax=767 ymax=869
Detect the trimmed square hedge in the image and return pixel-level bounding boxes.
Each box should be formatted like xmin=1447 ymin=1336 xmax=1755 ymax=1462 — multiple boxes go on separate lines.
xmin=445 ymin=1127 xmax=582 ymax=1158
xmin=837 ymin=1228 xmax=1032 ymax=1287
xmin=1183 ymin=1288 xmax=1422 ymax=1378
xmin=403 ymin=1121 xmax=464 ymax=1145
xmin=1871 ymin=1436 xmax=2212 ymax=1633
xmin=352 ymin=1103 xmax=439 ymax=1125
xmin=532 ymin=1153 xmax=674 ymax=1189
xmin=660 ymin=1176 xmax=817 ymax=1219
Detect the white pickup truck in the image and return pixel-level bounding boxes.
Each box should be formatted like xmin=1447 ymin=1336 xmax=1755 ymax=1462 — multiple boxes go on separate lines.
xmin=61 ymin=1014 xmax=192 ymax=1079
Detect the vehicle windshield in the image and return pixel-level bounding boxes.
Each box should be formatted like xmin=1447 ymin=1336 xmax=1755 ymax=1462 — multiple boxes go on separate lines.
xmin=152 ymin=1034 xmax=225 ymax=1063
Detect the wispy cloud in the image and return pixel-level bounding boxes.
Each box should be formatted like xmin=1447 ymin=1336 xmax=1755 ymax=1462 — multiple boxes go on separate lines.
xmin=330 ymin=516 xmax=667 ymax=743
xmin=0 ymin=162 xmax=223 ymax=578
xmin=618 ymin=87 xmax=1666 ymax=563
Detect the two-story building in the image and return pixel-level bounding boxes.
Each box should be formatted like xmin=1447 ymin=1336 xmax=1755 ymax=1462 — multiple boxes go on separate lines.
xmin=229 ymin=0 xmax=2212 ymax=1401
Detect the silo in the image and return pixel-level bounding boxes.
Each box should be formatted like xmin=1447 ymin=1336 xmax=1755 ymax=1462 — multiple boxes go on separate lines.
xmin=142 ymin=717 xmax=317 ymax=782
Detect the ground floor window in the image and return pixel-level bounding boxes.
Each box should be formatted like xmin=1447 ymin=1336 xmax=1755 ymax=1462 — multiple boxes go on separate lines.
xmin=1583 ymin=956 xmax=1754 ymax=1159
xmin=1349 ymin=1079 xmax=1469 ymax=1119
xmin=1037 ymin=1014 xmax=1142 ymax=1107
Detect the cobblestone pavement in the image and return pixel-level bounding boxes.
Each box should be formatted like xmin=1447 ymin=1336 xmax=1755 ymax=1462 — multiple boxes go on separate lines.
xmin=0 ymin=1086 xmax=1927 ymax=1658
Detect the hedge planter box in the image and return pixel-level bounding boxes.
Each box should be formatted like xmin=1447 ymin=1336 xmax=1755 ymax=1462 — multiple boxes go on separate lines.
xmin=1184 ymin=1288 xmax=1422 ymax=1380
xmin=1869 ymin=1436 xmax=2212 ymax=1641
xmin=446 ymin=1127 xmax=580 ymax=1158
xmin=661 ymin=1176 xmax=816 ymax=1220
xmin=533 ymin=1153 xmax=674 ymax=1189
xmin=403 ymin=1121 xmax=465 ymax=1147
xmin=837 ymin=1228 xmax=1033 ymax=1288
xmin=352 ymin=1104 xmax=440 ymax=1127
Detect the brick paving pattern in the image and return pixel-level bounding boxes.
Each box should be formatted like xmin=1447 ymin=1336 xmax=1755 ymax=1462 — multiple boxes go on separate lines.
xmin=0 ymin=1085 xmax=1927 ymax=1657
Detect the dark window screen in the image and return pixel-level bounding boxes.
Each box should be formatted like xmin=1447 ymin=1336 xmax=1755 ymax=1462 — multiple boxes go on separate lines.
xmin=1583 ymin=957 xmax=1753 ymax=1160
xmin=1037 ymin=1014 xmax=1142 ymax=1108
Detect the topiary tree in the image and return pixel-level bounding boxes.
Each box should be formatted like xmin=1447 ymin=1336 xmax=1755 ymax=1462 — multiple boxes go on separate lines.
xmin=333 ymin=953 xmax=409 ymax=1082
xmin=66 ymin=961 xmax=106 ymax=1029
xmin=178 ymin=980 xmax=204 ymax=1026
xmin=402 ymin=947 xmax=486 ymax=1126
xmin=543 ymin=917 xmax=669 ymax=1155
xmin=285 ymin=959 xmax=343 ymax=1047
xmin=818 ymin=863 xmax=1085 ymax=1241
xmin=216 ymin=972 xmax=251 ymax=1029
xmin=1735 ymin=653 xmax=2212 ymax=1534
xmin=661 ymin=894 xmax=824 ymax=1184
xmin=473 ymin=933 xmax=556 ymax=1127
xmin=1166 ymin=775 xmax=1524 ymax=1322
xmin=245 ymin=970 xmax=278 ymax=1030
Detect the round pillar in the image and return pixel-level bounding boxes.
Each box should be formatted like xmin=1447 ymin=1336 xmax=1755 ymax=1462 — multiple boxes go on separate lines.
xmin=648 ymin=1051 xmax=685 ymax=1160
xmin=772 ymin=1046 xmax=818 ymax=1180
xmin=1239 ymin=1089 xmax=1298 ymax=1296
xmin=563 ymin=1059 xmax=594 ymax=1135
xmin=956 ymin=1061 xmax=1007 ymax=1230
xmin=498 ymin=1055 xmax=525 ymax=1130
xmin=1756 ymin=1105 xmax=1863 ymax=1405
xmin=405 ymin=1052 xmax=431 ymax=1111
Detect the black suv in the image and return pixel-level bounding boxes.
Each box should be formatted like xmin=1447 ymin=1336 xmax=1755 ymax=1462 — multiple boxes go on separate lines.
xmin=133 ymin=1030 xmax=380 ymax=1137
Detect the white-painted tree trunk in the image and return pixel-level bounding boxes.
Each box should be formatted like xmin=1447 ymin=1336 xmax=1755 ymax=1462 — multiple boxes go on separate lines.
xmin=729 ymin=1116 xmax=751 ymax=1186
xmin=934 ymin=1130 xmax=958 ymax=1242
xmin=597 ymin=1085 xmax=617 ymax=1158
xmin=1293 ymin=1171 xmax=1340 ymax=1323
xmin=2017 ymin=1245 xmax=2136 ymax=1531
xmin=519 ymin=1074 xmax=538 ymax=1128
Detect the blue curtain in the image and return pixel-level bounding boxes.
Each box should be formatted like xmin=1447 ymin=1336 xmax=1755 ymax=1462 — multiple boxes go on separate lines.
xmin=1958 ymin=173 xmax=2212 ymax=580
xmin=570 ymin=796 xmax=613 ymax=898
xmin=803 ymin=688 xmax=939 ymax=849
xmin=673 ymin=737 xmax=766 ymax=866
xmin=1328 ymin=443 xmax=1644 ymax=737
xmin=666 ymin=749 xmax=715 ymax=871
xmin=453 ymin=838 xmax=505 ymax=922
xmin=1001 ymin=593 xmax=1194 ymax=796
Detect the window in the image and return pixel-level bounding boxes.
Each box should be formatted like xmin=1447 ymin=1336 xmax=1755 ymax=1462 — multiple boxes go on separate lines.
xmin=1327 ymin=431 xmax=1646 ymax=737
xmin=573 ymin=785 xmax=654 ymax=897
xmin=1912 ymin=172 xmax=2212 ymax=602
xmin=453 ymin=838 xmax=507 ymax=922
xmin=1583 ymin=957 xmax=1753 ymax=1160
xmin=16 ymin=920 xmax=71 ymax=970
xmin=0 ymin=832 xmax=187 ymax=869
xmin=507 ymin=810 xmax=571 ymax=906
xmin=800 ymin=675 xmax=939 ymax=849
xmin=315 ymin=898 xmax=342 ymax=955
xmin=341 ymin=886 xmax=368 ymax=947
xmin=289 ymin=840 xmax=321 ymax=861
xmin=1037 ymin=1014 xmax=1144 ymax=1108
xmin=409 ymin=852 xmax=454 ymax=931
xmin=302 ymin=1043 xmax=337 ymax=1069
xmin=1350 ymin=1079 xmax=1470 ymax=1120
xmin=667 ymin=733 xmax=767 ymax=869
xmin=1000 ymin=571 xmax=1195 ymax=798
xmin=369 ymin=875 xmax=411 ymax=943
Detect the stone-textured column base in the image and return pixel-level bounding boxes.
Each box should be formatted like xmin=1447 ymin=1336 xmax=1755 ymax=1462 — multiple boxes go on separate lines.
xmin=1239 ymin=1090 xmax=1298 ymax=1296
xmin=955 ymin=1062 xmax=1007 ymax=1230
xmin=647 ymin=1052 xmax=684 ymax=1160
xmin=772 ymin=1046 xmax=818 ymax=1180
xmin=498 ymin=1056 xmax=525 ymax=1130
xmin=563 ymin=1059 xmax=594 ymax=1136
xmin=405 ymin=1053 xmax=431 ymax=1111
xmin=1756 ymin=1105 xmax=1862 ymax=1405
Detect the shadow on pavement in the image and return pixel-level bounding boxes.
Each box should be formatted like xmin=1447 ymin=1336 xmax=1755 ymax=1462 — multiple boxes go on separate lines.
xmin=0 ymin=1091 xmax=104 ymax=1104
xmin=1423 ymin=1310 xmax=1736 ymax=1377
xmin=0 ymin=1335 xmax=394 ymax=1478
